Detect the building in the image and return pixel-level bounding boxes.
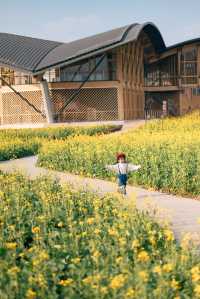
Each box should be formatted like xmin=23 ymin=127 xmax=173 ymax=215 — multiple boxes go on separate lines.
xmin=0 ymin=22 xmax=200 ymax=125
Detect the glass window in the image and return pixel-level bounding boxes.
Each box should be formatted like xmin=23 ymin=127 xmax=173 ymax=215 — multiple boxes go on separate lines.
xmin=59 ymin=51 xmax=117 ymax=82
xmin=144 ymin=55 xmax=178 ymax=87
xmin=181 ymin=48 xmax=197 ymax=85
xmin=192 ymin=88 xmax=200 ymax=96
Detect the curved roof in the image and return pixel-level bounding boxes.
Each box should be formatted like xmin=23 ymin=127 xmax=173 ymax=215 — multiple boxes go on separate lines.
xmin=35 ymin=22 xmax=166 ymax=73
xmin=0 ymin=22 xmax=166 ymax=74
xmin=0 ymin=32 xmax=61 ymax=72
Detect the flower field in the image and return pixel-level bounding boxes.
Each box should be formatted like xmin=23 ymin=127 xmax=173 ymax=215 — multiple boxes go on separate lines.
xmin=0 ymin=125 xmax=120 ymax=161
xmin=38 ymin=112 xmax=200 ymax=196
xmin=0 ymin=172 xmax=200 ymax=299
xmin=0 ymin=124 xmax=121 ymax=140
xmin=0 ymin=139 xmax=39 ymax=161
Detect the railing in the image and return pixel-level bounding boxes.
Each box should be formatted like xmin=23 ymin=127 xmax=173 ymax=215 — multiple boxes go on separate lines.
xmin=144 ymin=109 xmax=163 ymax=120
xmin=144 ymin=76 xmax=178 ymax=87
xmin=0 ymin=75 xmax=34 ymax=86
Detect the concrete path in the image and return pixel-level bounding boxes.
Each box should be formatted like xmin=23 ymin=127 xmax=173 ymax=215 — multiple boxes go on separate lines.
xmin=0 ymin=155 xmax=200 ymax=241
xmin=0 ymin=119 xmax=145 ymax=131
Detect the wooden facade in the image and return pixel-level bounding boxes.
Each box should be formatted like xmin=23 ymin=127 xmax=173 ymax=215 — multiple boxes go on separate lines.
xmin=1 ymin=25 xmax=200 ymax=125
xmin=117 ymin=39 xmax=144 ymax=120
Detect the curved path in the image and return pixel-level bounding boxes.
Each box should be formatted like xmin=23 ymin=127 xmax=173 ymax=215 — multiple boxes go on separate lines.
xmin=0 ymin=155 xmax=200 ymax=241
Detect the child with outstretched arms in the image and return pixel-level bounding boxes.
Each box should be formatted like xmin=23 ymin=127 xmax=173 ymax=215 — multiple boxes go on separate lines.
xmin=106 ymin=153 xmax=141 ymax=195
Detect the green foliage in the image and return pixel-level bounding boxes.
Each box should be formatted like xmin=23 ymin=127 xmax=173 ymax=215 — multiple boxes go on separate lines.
xmin=0 ymin=173 xmax=199 ymax=298
xmin=0 ymin=125 xmax=121 ymax=140
xmin=38 ymin=113 xmax=200 ymax=196
xmin=0 ymin=139 xmax=39 ymax=161
xmin=0 ymin=125 xmax=121 ymax=161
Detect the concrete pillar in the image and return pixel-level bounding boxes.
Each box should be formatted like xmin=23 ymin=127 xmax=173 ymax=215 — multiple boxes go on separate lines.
xmin=40 ymin=79 xmax=54 ymax=123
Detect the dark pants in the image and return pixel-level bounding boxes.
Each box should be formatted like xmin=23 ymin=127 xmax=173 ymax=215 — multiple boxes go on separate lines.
xmin=117 ymin=174 xmax=128 ymax=195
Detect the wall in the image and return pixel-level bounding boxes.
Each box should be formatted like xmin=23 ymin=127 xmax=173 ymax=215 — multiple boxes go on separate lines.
xmin=0 ymin=90 xmax=3 ymax=124
xmin=0 ymin=84 xmax=45 ymax=125
xmin=117 ymin=39 xmax=145 ymax=120
xmin=180 ymin=87 xmax=200 ymax=115
xmin=0 ymin=81 xmax=120 ymax=125
xmin=49 ymin=81 xmax=119 ymax=122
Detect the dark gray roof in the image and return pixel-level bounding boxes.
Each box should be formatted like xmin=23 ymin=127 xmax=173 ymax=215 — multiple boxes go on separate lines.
xmin=0 ymin=32 xmax=62 ymax=72
xmin=35 ymin=24 xmax=135 ymax=72
xmin=0 ymin=22 xmax=166 ymax=74
xmin=166 ymin=37 xmax=200 ymax=51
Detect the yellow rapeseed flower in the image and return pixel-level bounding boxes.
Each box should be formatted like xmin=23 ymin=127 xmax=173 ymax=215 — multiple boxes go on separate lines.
xmin=191 ymin=266 xmax=200 ymax=282
xmin=153 ymin=265 xmax=162 ymax=275
xmin=137 ymin=250 xmax=150 ymax=262
xmin=26 ymin=289 xmax=36 ymax=299
xmin=164 ymin=229 xmax=174 ymax=242
xmin=59 ymin=278 xmax=73 ymax=286
xmin=149 ymin=236 xmax=156 ymax=245
xmin=92 ymin=250 xmax=100 ymax=262
xmin=131 ymin=239 xmax=140 ymax=249
xmin=5 ymin=242 xmax=17 ymax=249
xmin=57 ymin=221 xmax=64 ymax=227
xmin=109 ymin=274 xmax=126 ymax=289
xmin=94 ymin=228 xmax=100 ymax=234
xmin=163 ymin=263 xmax=173 ymax=273
xmin=8 ymin=266 xmax=20 ymax=275
xmin=180 ymin=254 xmax=188 ymax=263
xmin=194 ymin=285 xmax=200 ymax=296
xmin=82 ymin=276 xmax=93 ymax=284
xmin=100 ymin=287 xmax=108 ymax=294
xmin=36 ymin=274 xmax=46 ymax=288
xmin=191 ymin=266 xmax=200 ymax=275
xmin=126 ymin=288 xmax=135 ymax=298
xmin=86 ymin=217 xmax=95 ymax=225
xmin=116 ymin=256 xmax=123 ymax=264
xmin=171 ymin=279 xmax=179 ymax=290
xmin=138 ymin=271 xmax=148 ymax=282
xmin=31 ymin=226 xmax=40 ymax=234
xmin=71 ymin=257 xmax=81 ymax=264
xmin=38 ymin=250 xmax=49 ymax=260
xmin=119 ymin=238 xmax=126 ymax=246
xmin=108 ymin=228 xmax=118 ymax=237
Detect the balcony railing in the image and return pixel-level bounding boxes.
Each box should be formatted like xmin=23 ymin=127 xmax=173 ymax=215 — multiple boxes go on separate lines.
xmin=0 ymin=75 xmax=34 ymax=86
xmin=144 ymin=76 xmax=178 ymax=87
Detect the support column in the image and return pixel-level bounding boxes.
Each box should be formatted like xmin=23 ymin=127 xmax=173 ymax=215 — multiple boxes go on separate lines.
xmin=117 ymin=47 xmax=124 ymax=120
xmin=197 ymin=45 xmax=200 ymax=86
xmin=40 ymin=79 xmax=54 ymax=123
xmin=0 ymin=89 xmax=3 ymax=125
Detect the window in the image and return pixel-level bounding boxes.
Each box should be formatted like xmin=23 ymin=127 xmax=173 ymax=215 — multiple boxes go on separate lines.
xmin=59 ymin=52 xmax=117 ymax=82
xmin=0 ymin=68 xmax=15 ymax=85
xmin=181 ymin=48 xmax=197 ymax=84
xmin=192 ymin=87 xmax=200 ymax=96
xmin=144 ymin=55 xmax=178 ymax=87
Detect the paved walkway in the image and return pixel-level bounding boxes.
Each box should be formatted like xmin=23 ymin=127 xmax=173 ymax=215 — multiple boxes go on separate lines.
xmin=0 ymin=119 xmax=145 ymax=130
xmin=0 ymin=155 xmax=200 ymax=241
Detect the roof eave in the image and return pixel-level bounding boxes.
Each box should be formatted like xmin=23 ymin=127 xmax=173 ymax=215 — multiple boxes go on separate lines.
xmin=0 ymin=61 xmax=34 ymax=74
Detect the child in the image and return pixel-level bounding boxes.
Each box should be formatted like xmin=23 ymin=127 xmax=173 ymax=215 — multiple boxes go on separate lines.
xmin=106 ymin=153 xmax=141 ymax=195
